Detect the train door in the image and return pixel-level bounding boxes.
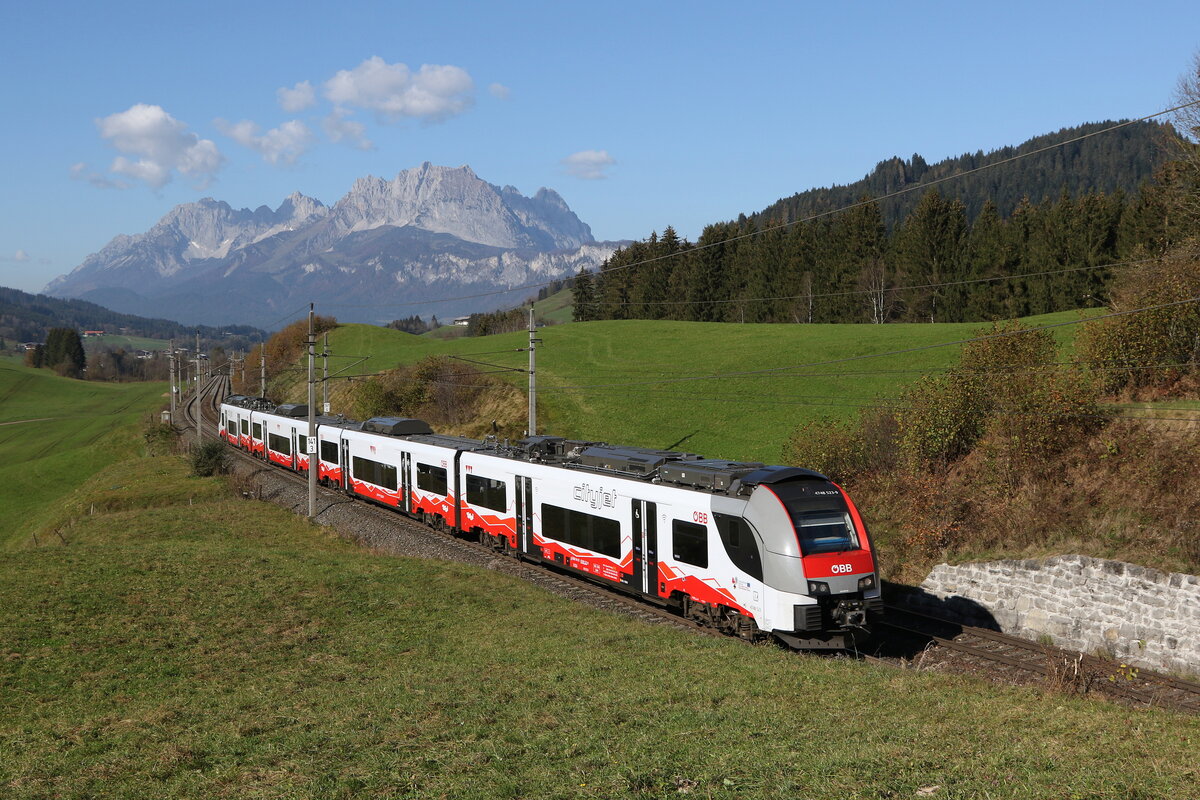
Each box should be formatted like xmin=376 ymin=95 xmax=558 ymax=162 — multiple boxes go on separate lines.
xmin=340 ymin=438 xmax=351 ymax=491
xmin=515 ymin=476 xmax=534 ymax=555
xmin=401 ymin=452 xmax=412 ymax=513
xmin=290 ymin=429 xmax=300 ymax=471
xmin=631 ymin=500 xmax=658 ymax=596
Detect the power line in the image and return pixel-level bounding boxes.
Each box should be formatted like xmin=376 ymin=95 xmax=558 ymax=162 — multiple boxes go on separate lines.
xmin=441 ymin=297 xmax=1200 ymax=393
xmin=588 ymin=257 xmax=1153 ymax=308
xmin=319 ymin=100 xmax=1200 ymax=313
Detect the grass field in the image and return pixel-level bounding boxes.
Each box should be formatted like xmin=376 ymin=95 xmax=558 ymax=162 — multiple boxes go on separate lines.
xmin=3 ymin=448 xmax=1199 ymax=798
xmin=0 ymin=362 xmax=166 ymax=549
xmin=532 ymin=285 xmax=576 ymax=324
xmin=316 ymin=310 xmax=1097 ymax=464
xmin=82 ymin=334 xmax=170 ymax=352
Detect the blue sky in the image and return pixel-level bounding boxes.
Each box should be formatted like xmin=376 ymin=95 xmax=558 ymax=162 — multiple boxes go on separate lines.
xmin=1 ymin=0 xmax=1197 ymax=294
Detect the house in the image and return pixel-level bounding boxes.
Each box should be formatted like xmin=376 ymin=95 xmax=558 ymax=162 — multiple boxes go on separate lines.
xmin=453 ymin=316 xmax=471 ymax=327
xmin=82 ymin=330 xmax=105 ymax=338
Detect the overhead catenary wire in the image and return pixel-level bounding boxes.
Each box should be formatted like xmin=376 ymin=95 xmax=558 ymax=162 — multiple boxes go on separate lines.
xmin=412 ymin=296 xmax=1200 ymax=393
xmin=586 ymin=257 xmax=1155 ymax=308
xmin=318 ymin=99 xmax=1200 ymax=314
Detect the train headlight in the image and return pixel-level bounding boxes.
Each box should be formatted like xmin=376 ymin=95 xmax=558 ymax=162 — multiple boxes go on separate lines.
xmin=858 ymin=574 xmax=876 ymax=591
xmin=807 ymin=580 xmax=830 ymax=596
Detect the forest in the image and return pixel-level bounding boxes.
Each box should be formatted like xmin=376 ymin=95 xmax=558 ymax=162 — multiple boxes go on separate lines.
xmin=575 ymin=120 xmax=1181 ymax=325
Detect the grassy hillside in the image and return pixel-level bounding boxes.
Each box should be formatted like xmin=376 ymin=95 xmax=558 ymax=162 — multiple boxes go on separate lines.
xmin=532 ymin=285 xmax=576 ymax=324
xmin=314 ymin=311 xmax=1096 ymax=464
xmin=82 ymin=333 xmax=170 ymax=352
xmin=2 ymin=449 xmax=1198 ymax=798
xmin=0 ymin=362 xmax=166 ymax=548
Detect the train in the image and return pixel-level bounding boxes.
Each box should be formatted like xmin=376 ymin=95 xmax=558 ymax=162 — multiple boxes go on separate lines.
xmin=218 ymin=395 xmax=882 ymax=649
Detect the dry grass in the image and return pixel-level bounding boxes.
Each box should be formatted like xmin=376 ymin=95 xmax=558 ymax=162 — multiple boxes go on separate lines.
xmin=859 ymin=417 xmax=1200 ymax=582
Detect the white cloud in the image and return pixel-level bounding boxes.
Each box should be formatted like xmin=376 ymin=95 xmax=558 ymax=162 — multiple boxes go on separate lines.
xmin=489 ymin=82 xmax=512 ymax=100
xmin=70 ymin=162 xmax=129 ymax=190
xmin=215 ymin=118 xmax=313 ymax=165
xmin=322 ymin=111 xmax=374 ymax=150
xmin=323 ymin=56 xmax=474 ymax=121
xmin=562 ymin=149 xmax=616 ymax=180
xmin=95 ymin=104 xmax=224 ymax=189
xmin=277 ymin=80 xmax=317 ymax=112
xmin=1 ymin=249 xmax=31 ymax=263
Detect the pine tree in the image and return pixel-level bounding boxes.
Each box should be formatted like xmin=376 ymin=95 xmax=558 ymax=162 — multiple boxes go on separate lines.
xmin=572 ymin=268 xmax=597 ymax=321
xmin=43 ymin=328 xmax=86 ymax=377
xmin=891 ymin=190 xmax=966 ymax=322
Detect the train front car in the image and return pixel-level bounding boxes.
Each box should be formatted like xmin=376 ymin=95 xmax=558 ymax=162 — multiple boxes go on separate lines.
xmin=740 ymin=467 xmax=881 ymax=649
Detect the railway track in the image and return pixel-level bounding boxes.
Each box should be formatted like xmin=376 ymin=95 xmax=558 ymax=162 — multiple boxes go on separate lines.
xmin=877 ymin=605 xmax=1200 ymax=713
xmin=178 ymin=375 xmax=1200 ymax=713
xmin=180 ymin=374 xmax=726 ymax=644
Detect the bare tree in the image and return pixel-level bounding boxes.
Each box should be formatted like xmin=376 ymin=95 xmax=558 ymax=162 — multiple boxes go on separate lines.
xmin=858 ymin=258 xmax=896 ymax=324
xmin=1169 ymin=52 xmax=1200 ymax=231
xmin=791 ymin=271 xmax=814 ymax=324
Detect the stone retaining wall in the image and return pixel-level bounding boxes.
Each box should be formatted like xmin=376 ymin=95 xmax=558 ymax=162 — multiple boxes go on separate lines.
xmin=902 ymin=555 xmax=1199 ymax=677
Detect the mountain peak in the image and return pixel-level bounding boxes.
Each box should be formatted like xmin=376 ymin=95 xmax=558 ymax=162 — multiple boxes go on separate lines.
xmin=332 ymin=163 xmax=593 ymax=249
xmin=44 ymin=163 xmax=615 ymax=326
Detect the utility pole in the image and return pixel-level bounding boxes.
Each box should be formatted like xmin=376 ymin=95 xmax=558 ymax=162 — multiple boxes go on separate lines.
xmin=527 ymin=309 xmax=541 ymax=436
xmin=169 ymin=338 xmax=176 ymax=423
xmin=307 ymin=304 xmax=318 ymax=519
xmin=322 ymin=332 xmax=329 ymax=414
xmin=194 ymin=330 xmax=202 ymax=448
xmin=260 ymin=346 xmax=266 ymax=399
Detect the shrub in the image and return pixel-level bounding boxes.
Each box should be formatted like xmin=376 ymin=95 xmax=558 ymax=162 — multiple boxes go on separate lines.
xmin=1078 ymin=241 xmax=1200 ymax=395
xmin=143 ymin=420 xmax=177 ymax=457
xmin=783 ymin=408 xmax=898 ymax=484
xmin=895 ymin=321 xmax=1106 ymax=478
xmin=190 ymin=440 xmax=228 ymax=477
xmin=352 ymin=356 xmax=525 ymax=439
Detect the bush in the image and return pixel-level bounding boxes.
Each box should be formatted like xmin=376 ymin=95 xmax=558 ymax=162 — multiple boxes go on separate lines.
xmin=1078 ymin=241 xmax=1200 ymax=395
xmin=143 ymin=420 xmax=177 ymax=457
xmin=783 ymin=408 xmax=897 ymax=485
xmin=190 ymin=440 xmax=228 ymax=477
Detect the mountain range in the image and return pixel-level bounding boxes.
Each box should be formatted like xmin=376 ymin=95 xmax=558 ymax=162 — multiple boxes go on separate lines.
xmin=45 ymin=163 xmax=624 ymax=328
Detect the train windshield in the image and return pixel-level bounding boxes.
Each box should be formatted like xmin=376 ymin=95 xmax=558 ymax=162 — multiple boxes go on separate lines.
xmin=770 ymin=482 xmax=860 ymax=555
xmin=791 ymin=509 xmax=858 ymax=555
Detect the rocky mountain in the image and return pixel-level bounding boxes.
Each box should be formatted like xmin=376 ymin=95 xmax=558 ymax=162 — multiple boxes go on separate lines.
xmin=46 ymin=164 xmax=622 ymax=328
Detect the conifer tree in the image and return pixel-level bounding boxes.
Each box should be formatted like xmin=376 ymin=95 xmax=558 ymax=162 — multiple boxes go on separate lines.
xmin=43 ymin=328 xmax=86 ymax=377
xmin=571 ymin=268 xmax=597 ymax=321
xmin=892 ymin=190 xmax=967 ymax=322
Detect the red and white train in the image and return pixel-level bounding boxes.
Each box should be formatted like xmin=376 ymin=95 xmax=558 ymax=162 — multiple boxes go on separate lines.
xmin=219 ymin=396 xmax=882 ymax=648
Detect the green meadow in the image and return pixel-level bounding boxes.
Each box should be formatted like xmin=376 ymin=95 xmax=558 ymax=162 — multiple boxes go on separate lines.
xmin=81 ymin=334 xmax=170 ymax=352
xmin=0 ymin=362 xmax=166 ymax=548
xmin=3 ymin=444 xmax=1199 ymax=798
xmin=322 ymin=310 xmax=1096 ymax=463
xmin=3 ymin=328 xmax=1199 ymax=798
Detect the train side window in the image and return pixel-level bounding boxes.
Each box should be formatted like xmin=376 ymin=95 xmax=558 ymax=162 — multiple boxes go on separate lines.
xmin=268 ymin=433 xmax=290 ymax=455
xmin=320 ymin=441 xmax=339 ymax=464
xmin=466 ymin=474 xmax=507 ymax=512
xmin=714 ymin=513 xmax=763 ymax=581
xmin=540 ymin=503 xmax=621 ymax=558
xmin=672 ymin=520 xmax=708 ymax=568
xmin=353 ymin=456 xmax=398 ymax=491
xmin=379 ymin=463 xmax=398 ymax=491
xmin=240 ymin=419 xmax=249 ymax=435
xmin=253 ymin=422 xmax=262 ymax=440
xmin=416 ymin=462 xmax=448 ymax=495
